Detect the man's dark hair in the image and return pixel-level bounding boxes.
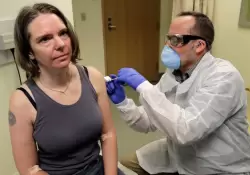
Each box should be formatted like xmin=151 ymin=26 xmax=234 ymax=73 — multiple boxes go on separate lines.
xmin=177 ymin=11 xmax=214 ymax=50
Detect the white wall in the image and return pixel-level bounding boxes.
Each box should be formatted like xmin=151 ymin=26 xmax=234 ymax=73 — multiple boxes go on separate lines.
xmin=212 ymin=0 xmax=250 ymax=87
xmin=0 ymin=0 xmax=73 ymax=23
xmin=0 ymin=1 xmax=73 ymax=174
xmin=72 ymin=0 xmax=106 ymax=74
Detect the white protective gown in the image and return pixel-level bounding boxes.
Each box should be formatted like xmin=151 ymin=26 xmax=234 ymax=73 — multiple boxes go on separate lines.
xmin=116 ymin=52 xmax=250 ymax=175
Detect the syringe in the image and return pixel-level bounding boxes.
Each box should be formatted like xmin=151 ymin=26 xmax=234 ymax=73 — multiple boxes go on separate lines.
xmin=104 ymin=76 xmax=126 ymax=86
xmin=104 ymin=76 xmax=117 ymax=82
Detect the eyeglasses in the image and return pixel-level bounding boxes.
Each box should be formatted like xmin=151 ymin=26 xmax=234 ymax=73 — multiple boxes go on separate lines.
xmin=165 ymin=34 xmax=206 ymax=47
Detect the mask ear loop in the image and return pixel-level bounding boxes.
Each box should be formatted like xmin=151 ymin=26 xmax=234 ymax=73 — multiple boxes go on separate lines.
xmin=197 ymin=41 xmax=202 ymax=47
xmin=193 ymin=41 xmax=202 ymax=49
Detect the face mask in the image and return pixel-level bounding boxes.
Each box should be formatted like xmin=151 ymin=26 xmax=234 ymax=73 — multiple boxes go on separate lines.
xmin=161 ymin=46 xmax=181 ymax=69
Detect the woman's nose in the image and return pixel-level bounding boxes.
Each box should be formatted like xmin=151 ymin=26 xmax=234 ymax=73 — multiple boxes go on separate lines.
xmin=55 ymin=36 xmax=65 ymax=50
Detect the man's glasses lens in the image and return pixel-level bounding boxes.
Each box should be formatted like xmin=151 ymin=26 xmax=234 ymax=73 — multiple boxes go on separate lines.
xmin=166 ymin=35 xmax=184 ymax=47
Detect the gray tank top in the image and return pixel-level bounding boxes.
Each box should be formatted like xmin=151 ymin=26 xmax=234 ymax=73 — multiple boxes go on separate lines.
xmin=24 ymin=65 xmax=103 ymax=175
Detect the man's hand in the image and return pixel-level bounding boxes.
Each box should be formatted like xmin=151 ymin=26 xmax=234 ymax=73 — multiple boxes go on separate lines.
xmin=106 ymin=74 xmax=126 ymax=104
xmin=117 ymin=68 xmax=146 ymax=90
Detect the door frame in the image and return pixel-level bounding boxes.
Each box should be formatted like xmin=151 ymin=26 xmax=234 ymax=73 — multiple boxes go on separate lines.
xmin=101 ymin=0 xmax=108 ymax=75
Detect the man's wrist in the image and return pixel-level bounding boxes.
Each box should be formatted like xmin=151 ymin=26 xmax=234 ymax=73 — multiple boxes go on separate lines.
xmin=115 ymin=98 xmax=129 ymax=107
xmin=136 ymin=81 xmax=153 ymax=93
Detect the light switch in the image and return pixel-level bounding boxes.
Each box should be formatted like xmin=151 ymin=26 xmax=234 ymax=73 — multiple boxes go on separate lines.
xmin=80 ymin=12 xmax=86 ymax=21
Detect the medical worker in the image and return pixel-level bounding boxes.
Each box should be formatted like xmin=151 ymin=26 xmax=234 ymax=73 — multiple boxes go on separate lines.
xmin=106 ymin=11 xmax=250 ymax=175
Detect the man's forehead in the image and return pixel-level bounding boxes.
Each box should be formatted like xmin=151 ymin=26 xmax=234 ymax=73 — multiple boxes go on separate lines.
xmin=168 ymin=16 xmax=195 ymax=35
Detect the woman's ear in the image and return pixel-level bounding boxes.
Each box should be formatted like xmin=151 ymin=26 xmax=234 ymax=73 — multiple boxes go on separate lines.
xmin=29 ymin=53 xmax=35 ymax=60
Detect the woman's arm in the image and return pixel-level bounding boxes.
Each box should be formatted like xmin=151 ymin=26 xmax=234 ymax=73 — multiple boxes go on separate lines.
xmin=88 ymin=66 xmax=118 ymax=175
xmin=9 ymin=89 xmax=48 ymax=175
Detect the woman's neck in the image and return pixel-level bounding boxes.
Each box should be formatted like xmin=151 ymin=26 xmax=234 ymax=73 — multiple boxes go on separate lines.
xmin=38 ymin=64 xmax=73 ymax=89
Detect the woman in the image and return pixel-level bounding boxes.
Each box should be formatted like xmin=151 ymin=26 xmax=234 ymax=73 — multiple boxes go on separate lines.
xmin=8 ymin=3 xmax=124 ymax=175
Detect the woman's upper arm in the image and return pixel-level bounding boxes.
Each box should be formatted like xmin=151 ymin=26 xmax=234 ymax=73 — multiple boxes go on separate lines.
xmin=9 ymin=90 xmax=38 ymax=174
xmin=87 ymin=66 xmax=115 ymax=134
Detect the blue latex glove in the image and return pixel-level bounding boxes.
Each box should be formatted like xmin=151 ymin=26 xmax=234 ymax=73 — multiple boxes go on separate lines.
xmin=117 ymin=68 xmax=146 ymax=90
xmin=106 ymin=74 xmax=126 ymax=104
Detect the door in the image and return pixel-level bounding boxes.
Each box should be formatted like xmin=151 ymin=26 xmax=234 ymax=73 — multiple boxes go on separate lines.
xmin=102 ymin=0 xmax=161 ymax=81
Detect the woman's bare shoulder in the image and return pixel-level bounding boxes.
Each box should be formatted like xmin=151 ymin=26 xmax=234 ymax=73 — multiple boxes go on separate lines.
xmin=9 ymin=84 xmax=36 ymax=125
xmin=85 ymin=66 xmax=106 ymax=94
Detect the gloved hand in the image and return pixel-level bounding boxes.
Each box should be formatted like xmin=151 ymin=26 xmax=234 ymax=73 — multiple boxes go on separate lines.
xmin=117 ymin=68 xmax=146 ymax=90
xmin=106 ymin=74 xmax=126 ymax=104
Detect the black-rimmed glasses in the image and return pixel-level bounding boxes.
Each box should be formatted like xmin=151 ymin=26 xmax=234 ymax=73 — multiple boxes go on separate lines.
xmin=165 ymin=34 xmax=206 ymax=47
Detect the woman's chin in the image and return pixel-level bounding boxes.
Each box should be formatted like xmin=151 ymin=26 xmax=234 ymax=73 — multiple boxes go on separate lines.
xmin=52 ymin=59 xmax=71 ymax=69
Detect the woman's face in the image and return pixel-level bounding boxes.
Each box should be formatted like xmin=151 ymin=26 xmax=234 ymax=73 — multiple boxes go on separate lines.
xmin=28 ymin=13 xmax=72 ymax=70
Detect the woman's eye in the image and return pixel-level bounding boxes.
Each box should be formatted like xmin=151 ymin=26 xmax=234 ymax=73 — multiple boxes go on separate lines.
xmin=60 ymin=30 xmax=69 ymax=37
xmin=39 ymin=36 xmax=51 ymax=43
